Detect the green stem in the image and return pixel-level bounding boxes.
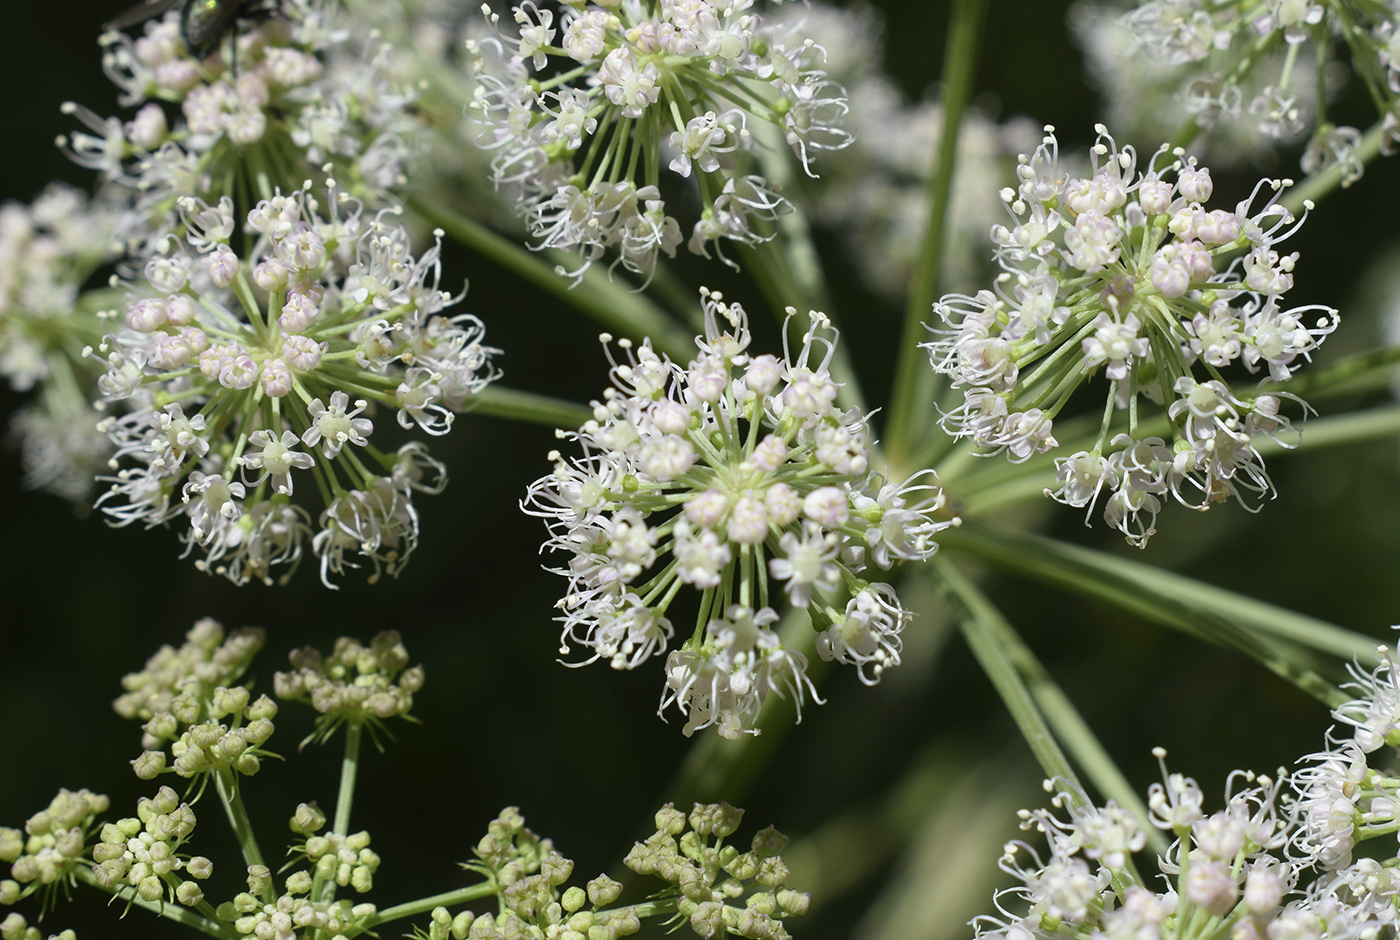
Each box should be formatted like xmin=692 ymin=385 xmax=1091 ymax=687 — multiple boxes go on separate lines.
xmin=214 ymin=768 xmax=272 ymax=903
xmin=409 ymin=197 xmax=695 ymax=360
xmin=359 ymin=881 xmax=499 ymax=928
xmin=334 ymin=722 xmax=362 ymax=837
xmin=468 ymin=386 xmax=592 ymax=428
xmin=885 ymin=0 xmax=988 ymax=473
xmin=72 ymin=865 xmax=239 ymax=940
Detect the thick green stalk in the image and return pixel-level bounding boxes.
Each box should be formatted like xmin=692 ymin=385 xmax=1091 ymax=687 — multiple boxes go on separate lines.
xmin=885 ymin=0 xmax=988 ymax=472
xmin=469 ymin=386 xmax=592 ymax=429
xmin=409 ymin=197 xmax=695 ymax=359
xmin=72 ymin=866 xmax=238 ymax=940
xmin=334 ymin=722 xmax=362 ymax=837
xmin=214 ymin=768 xmax=271 ymax=902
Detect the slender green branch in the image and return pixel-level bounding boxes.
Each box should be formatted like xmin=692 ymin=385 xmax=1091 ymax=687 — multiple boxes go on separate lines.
xmin=885 ymin=0 xmax=988 ymax=472
xmin=468 ymin=386 xmax=591 ymax=429
xmin=939 ymin=525 xmax=1370 ymax=703
xmin=409 ymin=197 xmax=695 ymax=360
xmin=334 ymin=722 xmax=362 ymax=838
xmin=213 ymin=769 xmax=273 ymax=903
xmin=360 ymin=881 xmax=499 ymax=928
xmin=72 ymin=865 xmax=239 ymax=940
xmin=1283 ymin=116 xmax=1389 ymax=213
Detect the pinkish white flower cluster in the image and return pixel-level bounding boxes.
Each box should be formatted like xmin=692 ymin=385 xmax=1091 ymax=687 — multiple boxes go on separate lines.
xmin=468 ymin=0 xmax=852 ymax=281
xmin=63 ymin=0 xmax=422 ymax=254
xmin=90 ymin=185 xmax=499 ymax=587
xmin=927 ymin=125 xmax=1337 ymax=547
xmin=524 ymin=288 xmax=954 ymax=738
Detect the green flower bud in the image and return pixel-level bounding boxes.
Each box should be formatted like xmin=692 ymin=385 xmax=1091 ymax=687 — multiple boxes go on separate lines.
xmin=586 ymin=926 xmax=615 ymax=940
xmin=542 ymin=851 xmax=574 ymax=887
xmin=346 ymin=832 xmax=371 ymax=852
xmin=246 ymin=695 xmax=278 ymax=721
xmin=0 ymin=880 xmax=19 ymax=905
xmin=603 ymin=909 xmax=640 ymax=937
xmin=746 ymin=891 xmax=776 ymax=915
xmin=243 ymin=719 xmax=275 ymax=747
xmin=678 ymin=831 xmax=704 ymax=862
xmin=285 ymin=871 xmax=313 ymax=895
xmin=170 ymin=804 xmax=197 ymax=839
xmin=688 ymin=901 xmax=723 ymax=938
xmin=174 ymin=745 xmax=211 ymax=776
xmin=586 ymin=875 xmax=622 ymax=908
xmin=755 ymin=857 xmax=789 ymax=888
xmin=188 ymin=724 xmax=222 ymax=749
xmin=0 ymin=830 xmax=22 ymax=863
xmin=400 ymin=666 xmax=425 ymax=693
xmin=51 ymin=931 xmax=76 ymax=940
xmin=749 ymin=827 xmax=787 ymax=858
xmin=0 ymin=912 xmax=29 ymax=940
xmin=187 ymin=856 xmax=213 ymax=880
xmin=246 ymin=865 xmax=272 ymax=895
xmin=215 ymin=902 xmax=239 ymax=922
xmin=171 ymin=695 xmax=203 ymax=725
xmin=137 ymin=876 xmax=163 ymax=902
xmin=350 ymin=866 xmax=373 ymax=893
xmin=210 ymin=687 xmax=250 ymax=720
xmin=775 ymin=889 xmax=808 ymax=916
xmin=234 ymin=753 xmax=261 ymax=776
xmin=564 ymin=908 xmax=591 ymax=928
xmin=654 ymin=805 xmax=686 ymax=836
xmin=451 ymin=911 xmax=474 ymax=939
xmin=176 ymin=881 xmax=204 ymax=906
xmin=145 ymin=713 xmax=179 ymax=741
xmin=117 ymin=818 xmax=142 ymax=838
xmin=131 ymin=750 xmax=166 ymax=781
xmin=724 ymin=852 xmax=758 ymax=881
xmin=216 ymin=730 xmax=248 ymax=760
xmin=677 ymin=863 xmax=710 ymax=902
xmin=9 ymin=858 xmax=37 ymax=885
xmin=291 ymin=803 xmax=326 ymax=835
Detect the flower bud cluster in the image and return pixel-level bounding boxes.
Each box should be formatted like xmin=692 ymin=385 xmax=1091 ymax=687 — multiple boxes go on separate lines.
xmin=113 ymin=618 xmax=277 ymax=781
xmin=64 ymin=0 xmax=422 ymax=252
xmin=0 ymin=184 xmax=126 ymax=501
xmin=624 ymin=803 xmax=808 ymax=940
xmin=468 ymin=0 xmax=852 ymax=280
xmin=216 ymin=865 xmax=376 ymax=940
xmin=928 ymin=125 xmax=1336 ymax=547
xmin=286 ymin=806 xmax=381 ymax=895
xmin=1109 ymin=0 xmax=1398 ymax=182
xmin=0 ymin=914 xmax=74 ymax=940
xmin=526 ymin=288 xmax=954 ymax=738
xmin=91 ymin=186 xmax=499 ymax=586
xmin=274 ymin=631 xmax=423 ymax=741
xmin=0 ymin=790 xmax=109 ymax=910
xmin=90 ymin=785 xmax=209 ymax=908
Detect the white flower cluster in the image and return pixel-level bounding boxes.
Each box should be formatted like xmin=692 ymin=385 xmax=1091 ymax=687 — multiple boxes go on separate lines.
xmin=0 ymin=184 xmax=126 ymax=501
xmin=64 ymin=0 xmax=422 ymax=253
xmin=525 ymin=288 xmax=954 ymax=739
xmin=90 ymin=186 xmax=500 ymax=586
xmin=468 ymin=0 xmax=852 ymax=280
xmin=1106 ymin=0 xmax=1400 ymax=181
xmin=927 ymin=125 xmax=1337 ymax=547
xmin=980 ymin=645 xmax=1400 ymax=940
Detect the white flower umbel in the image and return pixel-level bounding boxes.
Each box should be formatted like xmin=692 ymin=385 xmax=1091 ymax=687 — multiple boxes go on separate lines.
xmin=467 ymin=0 xmax=852 ymax=281
xmin=89 ymin=185 xmax=500 ymax=587
xmin=0 ymin=184 xmax=127 ymax=501
xmin=927 ymin=125 xmax=1337 ymax=547
xmin=524 ymin=288 xmax=954 ymax=738
xmin=62 ymin=0 xmax=422 ymax=254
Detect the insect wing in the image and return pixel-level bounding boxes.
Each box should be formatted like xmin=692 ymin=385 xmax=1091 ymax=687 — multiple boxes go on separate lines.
xmin=104 ymin=0 xmax=182 ymax=30
xmin=183 ymin=0 xmax=245 ymax=53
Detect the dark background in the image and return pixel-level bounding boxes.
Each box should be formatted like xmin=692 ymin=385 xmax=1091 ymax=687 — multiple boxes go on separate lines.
xmin=1 ymin=1 xmax=1398 ymax=938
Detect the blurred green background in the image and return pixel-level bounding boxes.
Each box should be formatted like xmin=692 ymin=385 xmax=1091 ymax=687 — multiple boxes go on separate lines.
xmin=1 ymin=1 xmax=1397 ymax=937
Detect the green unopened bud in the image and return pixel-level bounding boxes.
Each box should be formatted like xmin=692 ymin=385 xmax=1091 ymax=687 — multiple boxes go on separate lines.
xmin=776 ymin=889 xmax=809 ymax=916
xmin=216 ymin=731 xmax=248 ymax=760
xmin=51 ymin=930 xmax=76 ymax=940
xmin=9 ymin=858 xmax=38 ymax=885
xmin=749 ymin=827 xmax=787 ymax=858
xmin=561 ymin=887 xmax=587 ymax=914
xmin=654 ymin=805 xmax=685 ymax=836
xmin=246 ymin=695 xmax=278 ymax=721
xmin=724 ymin=852 xmax=758 ymax=881
xmin=137 ymin=876 xmax=163 ymax=902
xmin=210 ymin=687 xmax=250 ymax=720
xmin=346 ymin=831 xmax=371 ymax=852
xmin=170 ymin=804 xmax=197 ymax=839
xmin=150 ymin=787 xmax=180 ymax=816
xmin=678 ymin=831 xmax=704 ymax=861
xmin=173 ymin=745 xmax=210 ymax=776
xmin=605 ymin=909 xmax=640 ymax=936
xmin=622 ymin=843 xmax=654 ymax=876
xmin=451 ymin=911 xmax=474 ymax=939
xmin=145 ymin=713 xmax=179 ymax=741
xmin=350 ymin=866 xmax=373 ymax=893
xmin=243 ymin=718 xmax=275 ymax=747
xmin=53 ymin=829 xmax=83 ymax=860
xmin=246 ymin=865 xmax=271 ymax=895
xmin=171 ymin=694 xmax=202 ymax=725
xmin=542 ymin=851 xmax=574 ymax=886
xmin=291 ymin=803 xmax=326 ymax=835
xmin=736 ymin=908 xmax=775 ymax=939
xmin=215 ymin=902 xmax=238 ymax=922
xmin=0 ymin=913 xmax=28 ymax=940
xmin=285 ymin=871 xmax=313 ymax=895
xmin=0 ymin=830 xmax=22 ymax=863
xmin=746 ymin=891 xmax=776 ymax=915
xmin=0 ymin=880 xmax=19 ymax=905
xmin=176 ymin=881 xmax=204 ymax=906
xmin=586 ymin=875 xmax=622 ymax=908
xmin=189 ymin=723 xmax=222 ymax=749
xmin=586 ymin=926 xmax=615 ymax=940
xmin=187 ymin=856 xmax=213 ymax=880
xmin=234 ymin=753 xmax=261 ymax=776
xmin=132 ymin=750 xmax=166 ymax=780
xmin=676 ymin=863 xmax=709 ymax=902
xmin=400 ymin=666 xmax=425 ymax=692
xmin=688 ymin=901 xmax=723 ymax=939
xmin=755 ymin=857 xmax=789 ymax=888
xmin=117 ymin=817 xmax=141 ymax=838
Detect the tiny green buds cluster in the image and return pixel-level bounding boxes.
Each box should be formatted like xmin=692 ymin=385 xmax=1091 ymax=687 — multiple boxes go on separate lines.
xmin=0 ymin=790 xmax=109 ymax=912
xmin=293 ymin=817 xmax=382 ymax=895
xmin=0 ymin=914 xmax=75 ymax=940
xmin=274 ymin=630 xmax=423 ymax=743
xmin=113 ymin=619 xmax=277 ymax=782
xmin=625 ymin=803 xmax=807 ymax=940
xmin=215 ymin=865 xmax=377 ymax=939
xmin=90 ymin=785 xmax=208 ymax=909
